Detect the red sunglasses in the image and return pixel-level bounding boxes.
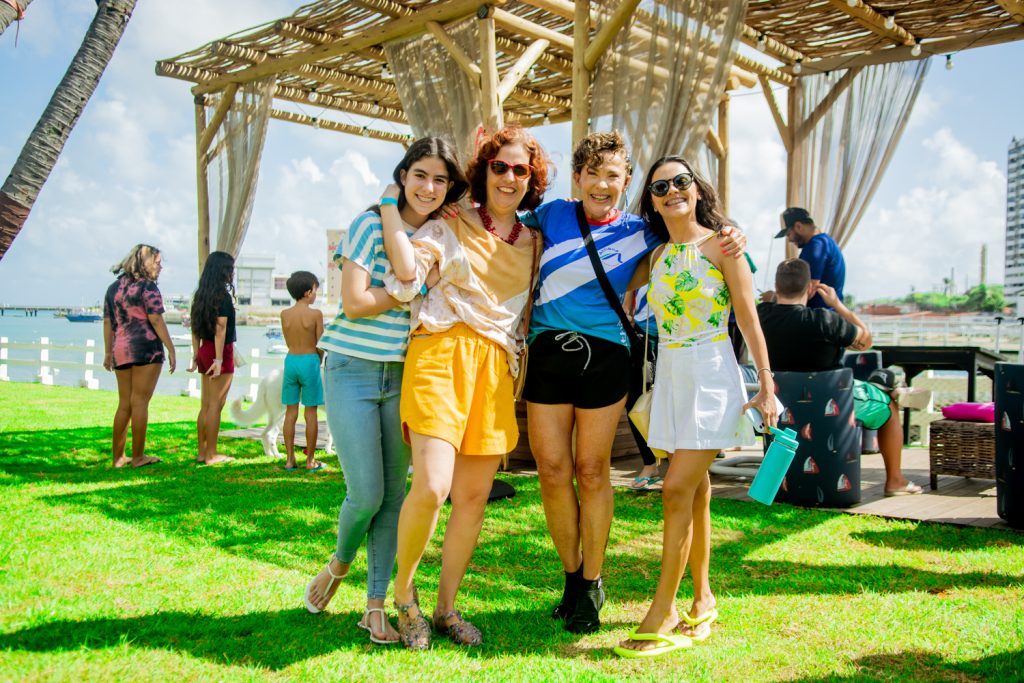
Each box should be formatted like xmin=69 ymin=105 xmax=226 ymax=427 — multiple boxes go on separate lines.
xmin=488 ymin=159 xmax=533 ymax=179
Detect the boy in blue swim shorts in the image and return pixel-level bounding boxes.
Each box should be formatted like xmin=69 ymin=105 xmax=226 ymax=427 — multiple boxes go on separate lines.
xmin=281 ymin=271 xmax=326 ymax=471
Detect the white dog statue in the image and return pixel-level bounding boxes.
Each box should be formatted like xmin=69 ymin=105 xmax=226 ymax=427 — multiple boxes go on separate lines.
xmin=229 ymin=368 xmax=334 ymax=458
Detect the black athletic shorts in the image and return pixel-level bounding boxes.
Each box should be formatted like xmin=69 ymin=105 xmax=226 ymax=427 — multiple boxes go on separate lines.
xmin=523 ymin=330 xmax=630 ymax=409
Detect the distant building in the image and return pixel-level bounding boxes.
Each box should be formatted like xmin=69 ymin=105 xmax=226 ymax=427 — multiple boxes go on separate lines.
xmin=235 ymin=255 xmax=291 ymax=307
xmin=1007 ymin=137 xmax=1024 ymax=298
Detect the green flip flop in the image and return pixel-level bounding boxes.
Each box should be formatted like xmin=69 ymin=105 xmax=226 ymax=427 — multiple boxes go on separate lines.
xmin=678 ymin=607 xmax=718 ymax=642
xmin=613 ymin=629 xmax=692 ymax=659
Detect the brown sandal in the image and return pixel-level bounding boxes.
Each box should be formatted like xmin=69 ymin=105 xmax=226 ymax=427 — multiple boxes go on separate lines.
xmin=394 ymin=590 xmax=431 ymax=650
xmin=433 ymin=609 xmax=483 ymax=646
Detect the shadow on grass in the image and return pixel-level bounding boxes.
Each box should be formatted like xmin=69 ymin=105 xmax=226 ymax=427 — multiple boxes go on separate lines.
xmin=851 ymin=527 xmax=1024 ymax=552
xmin=787 ymin=649 xmax=1024 ymax=682
xmin=5 ymin=424 xmax=1023 ymax=606
xmin=0 ymin=607 xmax=603 ymax=668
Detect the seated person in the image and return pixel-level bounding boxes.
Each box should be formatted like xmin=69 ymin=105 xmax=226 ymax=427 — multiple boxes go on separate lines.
xmin=757 ymin=259 xmax=922 ymax=496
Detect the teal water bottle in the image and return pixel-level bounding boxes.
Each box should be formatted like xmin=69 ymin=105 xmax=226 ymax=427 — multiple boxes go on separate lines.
xmin=749 ymin=426 xmax=799 ymax=505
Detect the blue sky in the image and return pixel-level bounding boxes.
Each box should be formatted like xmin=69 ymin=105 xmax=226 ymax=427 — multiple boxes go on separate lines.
xmin=1 ymin=1 xmax=1021 ymax=306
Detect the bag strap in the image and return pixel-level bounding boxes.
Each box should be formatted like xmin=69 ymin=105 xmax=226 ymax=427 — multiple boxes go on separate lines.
xmin=575 ymin=202 xmax=642 ymax=349
xmin=517 ymin=228 xmax=542 ymax=340
xmin=640 ymin=250 xmax=655 ymax=387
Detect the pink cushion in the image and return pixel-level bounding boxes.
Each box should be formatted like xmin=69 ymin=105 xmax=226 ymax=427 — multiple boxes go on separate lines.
xmin=941 ymin=402 xmax=995 ymax=423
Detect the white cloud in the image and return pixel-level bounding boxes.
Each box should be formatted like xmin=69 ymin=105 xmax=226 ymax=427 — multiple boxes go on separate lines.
xmin=844 ymin=127 xmax=1006 ymax=299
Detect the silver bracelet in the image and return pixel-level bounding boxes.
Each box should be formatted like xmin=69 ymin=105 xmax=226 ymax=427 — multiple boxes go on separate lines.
xmin=757 ymin=367 xmax=774 ymax=378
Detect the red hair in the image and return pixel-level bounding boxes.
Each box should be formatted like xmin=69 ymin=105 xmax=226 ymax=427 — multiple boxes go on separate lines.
xmin=466 ymin=126 xmax=549 ymax=211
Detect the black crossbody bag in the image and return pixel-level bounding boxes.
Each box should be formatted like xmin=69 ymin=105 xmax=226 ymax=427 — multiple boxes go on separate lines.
xmin=574 ymin=203 xmax=649 ymax=367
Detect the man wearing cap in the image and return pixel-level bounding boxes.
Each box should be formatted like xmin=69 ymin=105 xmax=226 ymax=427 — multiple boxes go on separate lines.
xmin=776 ymin=207 xmax=845 ymax=309
xmin=758 ymin=258 xmax=923 ymax=496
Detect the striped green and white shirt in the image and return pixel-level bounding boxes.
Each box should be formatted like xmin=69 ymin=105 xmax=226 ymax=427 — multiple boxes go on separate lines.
xmin=318 ymin=210 xmax=413 ymax=362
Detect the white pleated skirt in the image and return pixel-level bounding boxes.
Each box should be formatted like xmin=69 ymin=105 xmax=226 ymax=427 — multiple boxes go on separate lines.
xmin=647 ymin=338 xmax=755 ymax=453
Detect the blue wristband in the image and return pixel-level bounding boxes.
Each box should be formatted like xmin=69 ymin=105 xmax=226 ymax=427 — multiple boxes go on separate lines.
xmin=380 ymin=197 xmax=398 ymax=207
xmin=420 ymin=284 xmax=428 ymax=296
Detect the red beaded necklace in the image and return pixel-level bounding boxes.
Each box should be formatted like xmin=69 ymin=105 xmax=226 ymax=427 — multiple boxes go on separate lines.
xmin=478 ymin=205 xmax=524 ymax=245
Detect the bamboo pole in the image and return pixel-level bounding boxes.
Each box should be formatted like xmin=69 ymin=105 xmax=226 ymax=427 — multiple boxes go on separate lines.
xmin=718 ymin=93 xmax=729 ymax=215
xmin=794 ymin=67 xmax=862 ymax=145
xmin=759 ymin=74 xmax=790 ymax=155
xmin=570 ymin=0 xmax=590 ymax=164
xmin=583 ymin=0 xmax=641 ymax=71
xmin=193 ymin=0 xmax=503 ymax=95
xmin=496 ymin=39 xmax=549 ymax=105
xmin=705 ymin=128 xmax=724 ymax=161
xmin=197 ymin=83 xmax=237 ymax=156
xmin=994 ymin=0 xmax=1024 ymax=23
xmin=784 ymin=81 xmax=802 ymax=260
xmin=194 ymin=101 xmax=211 ymax=271
xmin=426 ymin=20 xmax=482 ymax=82
xmin=478 ymin=8 xmax=502 ymax=132
xmin=792 ymin=25 xmax=1024 ymax=74
xmin=826 ymin=0 xmax=915 ymax=46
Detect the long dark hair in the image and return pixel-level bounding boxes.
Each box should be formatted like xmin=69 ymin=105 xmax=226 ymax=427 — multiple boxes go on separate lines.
xmin=190 ymin=251 xmax=235 ymax=341
xmin=366 ymin=136 xmax=469 ymax=215
xmin=638 ymin=156 xmax=726 ymax=242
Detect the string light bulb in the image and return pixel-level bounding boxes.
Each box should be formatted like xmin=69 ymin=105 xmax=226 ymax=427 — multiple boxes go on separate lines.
xmin=846 ymin=0 xmax=857 ymax=7
xmin=308 ymin=88 xmax=319 ymax=104
xmin=945 ymin=54 xmax=954 ymax=70
xmin=528 ymin=64 xmax=537 ymax=82
xmin=311 ymin=117 xmax=320 ymax=130
xmin=381 ymin=63 xmax=392 ymax=80
xmin=910 ymin=42 xmax=922 ymax=57
xmin=884 ymin=14 xmax=895 ymax=29
xmin=756 ymin=33 xmax=766 ymax=50
xmin=361 ymin=126 xmax=370 ymax=137
xmin=792 ymin=58 xmax=803 ymax=75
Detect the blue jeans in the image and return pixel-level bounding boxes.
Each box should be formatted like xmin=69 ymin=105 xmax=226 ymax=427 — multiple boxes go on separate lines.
xmin=324 ymin=351 xmax=410 ymax=601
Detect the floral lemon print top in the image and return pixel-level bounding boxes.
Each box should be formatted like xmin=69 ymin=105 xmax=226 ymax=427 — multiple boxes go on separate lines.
xmin=648 ymin=232 xmax=730 ymax=348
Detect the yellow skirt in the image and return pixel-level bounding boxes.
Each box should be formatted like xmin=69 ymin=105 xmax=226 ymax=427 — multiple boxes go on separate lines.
xmin=401 ymin=323 xmax=518 ymax=456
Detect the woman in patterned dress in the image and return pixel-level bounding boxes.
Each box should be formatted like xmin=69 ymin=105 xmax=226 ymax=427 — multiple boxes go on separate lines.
xmin=615 ymin=157 xmax=777 ymax=658
xmin=103 ymin=244 xmax=176 ymax=468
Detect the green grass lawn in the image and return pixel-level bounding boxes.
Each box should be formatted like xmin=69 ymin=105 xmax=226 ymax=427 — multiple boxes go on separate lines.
xmin=0 ymin=382 xmax=1022 ymax=682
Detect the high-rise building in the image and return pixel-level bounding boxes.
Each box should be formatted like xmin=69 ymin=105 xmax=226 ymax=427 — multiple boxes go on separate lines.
xmin=1007 ymin=137 xmax=1024 ymax=298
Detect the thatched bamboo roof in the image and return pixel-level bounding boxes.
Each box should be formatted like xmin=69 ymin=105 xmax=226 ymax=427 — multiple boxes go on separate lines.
xmin=155 ymin=0 xmax=1024 ymax=143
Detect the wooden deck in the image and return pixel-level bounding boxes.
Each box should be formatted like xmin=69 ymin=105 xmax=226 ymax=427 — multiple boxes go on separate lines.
xmin=596 ymin=447 xmax=1016 ymax=531
xmin=224 ymin=424 xmax=1017 ymax=532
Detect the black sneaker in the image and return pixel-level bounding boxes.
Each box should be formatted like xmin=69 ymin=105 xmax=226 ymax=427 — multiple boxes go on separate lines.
xmin=551 ymin=567 xmax=583 ymax=620
xmin=565 ymin=576 xmax=605 ymax=634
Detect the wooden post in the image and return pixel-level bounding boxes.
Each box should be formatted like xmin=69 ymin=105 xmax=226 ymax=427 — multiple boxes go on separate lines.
xmin=718 ymin=93 xmax=730 ymax=215
xmin=571 ymin=0 xmax=591 ymax=197
xmin=784 ymin=80 xmax=802 ymax=259
xmin=195 ymin=100 xmax=211 ymax=271
xmin=478 ymin=7 xmax=502 ymax=132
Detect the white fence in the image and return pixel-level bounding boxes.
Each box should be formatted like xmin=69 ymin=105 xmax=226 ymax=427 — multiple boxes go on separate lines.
xmin=0 ymin=336 xmax=284 ymax=400
xmin=862 ymin=316 xmax=1024 ymax=360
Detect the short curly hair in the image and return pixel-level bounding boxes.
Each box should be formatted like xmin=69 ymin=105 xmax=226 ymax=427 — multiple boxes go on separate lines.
xmin=571 ymin=130 xmax=632 ymax=176
xmin=466 ymin=126 xmax=549 ymax=211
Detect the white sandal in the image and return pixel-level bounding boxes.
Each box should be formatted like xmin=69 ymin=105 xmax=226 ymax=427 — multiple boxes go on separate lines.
xmin=303 ymin=562 xmax=345 ymax=614
xmin=357 ymin=607 xmax=399 ymax=645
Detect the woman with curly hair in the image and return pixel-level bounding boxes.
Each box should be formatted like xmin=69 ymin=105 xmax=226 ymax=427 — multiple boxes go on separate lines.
xmin=379 ymin=125 xmax=547 ymax=649
xmin=188 ymin=251 xmax=236 ymax=466
xmin=103 ymin=244 xmax=176 ymax=468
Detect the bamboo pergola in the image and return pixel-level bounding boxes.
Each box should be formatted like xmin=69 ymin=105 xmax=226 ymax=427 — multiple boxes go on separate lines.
xmin=155 ymin=0 xmax=1024 ymax=265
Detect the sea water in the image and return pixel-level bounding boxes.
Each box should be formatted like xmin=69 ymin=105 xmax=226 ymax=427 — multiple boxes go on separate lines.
xmin=0 ymin=311 xmax=288 ymax=399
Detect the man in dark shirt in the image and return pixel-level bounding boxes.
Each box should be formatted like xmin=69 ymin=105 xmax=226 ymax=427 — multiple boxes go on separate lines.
xmin=775 ymin=207 xmax=846 ymax=309
xmin=758 ymin=259 xmax=922 ymax=496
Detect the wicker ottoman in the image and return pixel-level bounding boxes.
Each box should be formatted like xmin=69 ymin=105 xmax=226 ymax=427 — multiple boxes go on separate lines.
xmin=928 ymin=419 xmax=996 ymax=490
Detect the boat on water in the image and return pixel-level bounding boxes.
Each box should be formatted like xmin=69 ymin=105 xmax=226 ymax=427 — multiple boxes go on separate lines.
xmin=66 ymin=309 xmax=102 ymax=322
xmin=265 ymin=324 xmax=283 ymax=340
xmin=171 ymin=334 xmax=192 ymax=347
xmin=267 ymin=342 xmax=289 ymax=355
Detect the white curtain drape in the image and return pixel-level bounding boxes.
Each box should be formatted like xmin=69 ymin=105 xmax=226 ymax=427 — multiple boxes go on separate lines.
xmin=795 ymin=60 xmax=929 ymax=248
xmin=384 ymin=18 xmax=483 ymax=165
xmin=209 ymin=77 xmax=275 ymax=257
xmin=589 ymin=0 xmax=747 ymax=208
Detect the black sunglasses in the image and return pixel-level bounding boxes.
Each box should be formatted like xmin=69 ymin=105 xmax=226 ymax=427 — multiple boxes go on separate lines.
xmin=488 ymin=159 xmax=533 ymax=179
xmin=648 ymin=172 xmax=694 ymax=197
